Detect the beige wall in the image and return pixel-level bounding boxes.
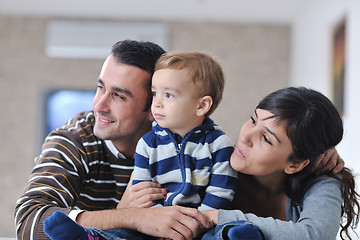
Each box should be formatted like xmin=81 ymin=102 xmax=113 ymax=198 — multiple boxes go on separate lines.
xmin=0 ymin=16 xmax=289 ymax=237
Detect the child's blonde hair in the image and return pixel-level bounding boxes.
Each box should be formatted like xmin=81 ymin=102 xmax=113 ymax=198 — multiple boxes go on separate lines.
xmin=155 ymin=51 xmax=224 ymax=117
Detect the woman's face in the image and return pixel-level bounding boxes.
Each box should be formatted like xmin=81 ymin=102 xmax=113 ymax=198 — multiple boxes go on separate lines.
xmin=230 ymin=109 xmax=294 ymax=176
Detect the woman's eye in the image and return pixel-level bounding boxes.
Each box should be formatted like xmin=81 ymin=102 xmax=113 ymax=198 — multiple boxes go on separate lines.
xmin=250 ymin=116 xmax=256 ymax=125
xmin=263 ymin=135 xmax=272 ymax=145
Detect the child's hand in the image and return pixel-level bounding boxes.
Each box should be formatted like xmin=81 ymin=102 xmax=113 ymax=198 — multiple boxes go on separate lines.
xmin=117 ymin=180 xmax=168 ymax=209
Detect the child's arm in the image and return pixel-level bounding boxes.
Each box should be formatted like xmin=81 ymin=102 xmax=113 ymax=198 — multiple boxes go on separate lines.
xmin=117 ymin=173 xmax=168 ymax=209
xmin=132 ymin=137 xmax=152 ymax=185
xmin=198 ymin=134 xmax=238 ymax=211
xmin=131 ymin=137 xmax=166 ymax=208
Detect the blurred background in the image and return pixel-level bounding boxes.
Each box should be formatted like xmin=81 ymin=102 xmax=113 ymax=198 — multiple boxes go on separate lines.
xmin=1 ymin=0 xmax=359 ymax=238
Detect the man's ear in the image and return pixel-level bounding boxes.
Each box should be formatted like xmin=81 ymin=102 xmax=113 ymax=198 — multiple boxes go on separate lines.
xmin=196 ymin=96 xmax=213 ymax=117
xmin=285 ymin=160 xmax=310 ymax=174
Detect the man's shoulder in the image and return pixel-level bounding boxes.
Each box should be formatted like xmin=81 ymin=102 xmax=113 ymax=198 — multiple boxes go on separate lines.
xmin=58 ymin=110 xmax=95 ymax=133
xmin=44 ymin=110 xmax=109 ymax=161
xmin=46 ymin=110 xmax=98 ymax=144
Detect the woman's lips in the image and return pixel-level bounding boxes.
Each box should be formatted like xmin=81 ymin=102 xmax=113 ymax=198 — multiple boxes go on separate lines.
xmin=236 ymin=146 xmax=246 ymax=159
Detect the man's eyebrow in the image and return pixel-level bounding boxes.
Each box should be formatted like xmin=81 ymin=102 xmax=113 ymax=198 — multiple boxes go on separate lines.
xmin=112 ymin=86 xmax=132 ymax=97
xmin=97 ymin=78 xmax=133 ymax=97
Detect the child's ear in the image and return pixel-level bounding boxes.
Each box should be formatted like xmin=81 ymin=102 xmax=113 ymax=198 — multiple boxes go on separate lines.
xmin=285 ymin=159 xmax=310 ymax=174
xmin=196 ymin=96 xmax=213 ymax=117
xmin=148 ymin=111 xmax=155 ymax=122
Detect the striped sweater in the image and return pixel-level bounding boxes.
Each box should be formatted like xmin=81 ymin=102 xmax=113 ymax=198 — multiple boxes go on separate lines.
xmin=14 ymin=111 xmax=134 ymax=240
xmin=132 ymin=118 xmax=238 ymax=211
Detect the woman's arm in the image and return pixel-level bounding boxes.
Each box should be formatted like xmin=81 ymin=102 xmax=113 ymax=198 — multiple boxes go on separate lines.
xmin=217 ymin=176 xmax=342 ymax=240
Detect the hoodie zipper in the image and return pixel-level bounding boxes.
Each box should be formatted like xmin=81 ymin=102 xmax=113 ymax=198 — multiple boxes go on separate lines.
xmin=165 ymin=142 xmax=183 ymax=206
xmin=176 ymin=143 xmax=182 ymax=155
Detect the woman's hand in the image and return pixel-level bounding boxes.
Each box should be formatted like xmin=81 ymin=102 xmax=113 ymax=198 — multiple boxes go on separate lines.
xmin=201 ymin=210 xmax=219 ymax=225
xmin=117 ymin=175 xmax=168 ymax=209
xmin=314 ymin=148 xmax=344 ymax=175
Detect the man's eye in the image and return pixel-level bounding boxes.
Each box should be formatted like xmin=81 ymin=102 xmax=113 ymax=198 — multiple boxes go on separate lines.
xmin=114 ymin=93 xmax=125 ymax=100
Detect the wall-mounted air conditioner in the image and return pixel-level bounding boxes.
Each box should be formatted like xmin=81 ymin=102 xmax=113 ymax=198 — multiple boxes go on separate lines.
xmin=46 ymin=20 xmax=169 ymax=59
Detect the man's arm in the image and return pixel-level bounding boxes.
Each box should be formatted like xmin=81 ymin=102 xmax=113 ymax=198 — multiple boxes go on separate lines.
xmin=115 ymin=175 xmax=213 ymax=239
xmin=15 ymin=131 xmax=87 ymax=239
xmin=77 ymin=206 xmax=213 ymax=240
xmin=15 ymin=111 xmax=120 ymax=239
xmin=115 ymin=170 xmax=213 ymax=239
xmin=314 ymin=148 xmax=344 ymax=175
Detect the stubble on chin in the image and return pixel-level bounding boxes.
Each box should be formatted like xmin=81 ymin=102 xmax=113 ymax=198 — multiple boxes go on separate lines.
xmin=94 ymin=123 xmax=110 ymax=140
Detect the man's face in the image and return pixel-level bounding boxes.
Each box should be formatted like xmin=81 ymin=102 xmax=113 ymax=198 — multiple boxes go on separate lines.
xmin=93 ymin=55 xmax=153 ymax=153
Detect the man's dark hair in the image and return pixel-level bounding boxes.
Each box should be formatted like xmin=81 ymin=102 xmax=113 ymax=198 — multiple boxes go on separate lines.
xmin=111 ymin=40 xmax=166 ymax=111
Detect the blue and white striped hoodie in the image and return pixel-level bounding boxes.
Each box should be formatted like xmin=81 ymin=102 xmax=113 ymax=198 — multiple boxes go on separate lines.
xmin=132 ymin=118 xmax=238 ymax=211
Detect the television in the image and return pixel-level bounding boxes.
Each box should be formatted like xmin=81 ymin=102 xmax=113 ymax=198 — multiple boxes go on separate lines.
xmin=44 ymin=89 xmax=96 ymax=136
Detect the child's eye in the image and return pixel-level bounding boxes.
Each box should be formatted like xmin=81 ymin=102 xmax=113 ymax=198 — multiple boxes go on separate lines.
xmin=165 ymin=93 xmax=174 ymax=98
xmin=152 ymin=91 xmax=158 ymax=97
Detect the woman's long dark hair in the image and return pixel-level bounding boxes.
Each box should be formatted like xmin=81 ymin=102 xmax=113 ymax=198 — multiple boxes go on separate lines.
xmin=257 ymin=87 xmax=359 ymax=239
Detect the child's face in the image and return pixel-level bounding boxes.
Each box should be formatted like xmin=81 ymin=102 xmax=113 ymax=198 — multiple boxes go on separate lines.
xmin=151 ymin=68 xmax=204 ymax=137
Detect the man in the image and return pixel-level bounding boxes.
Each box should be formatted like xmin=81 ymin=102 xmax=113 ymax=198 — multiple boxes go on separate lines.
xmin=15 ymin=40 xmax=211 ymax=240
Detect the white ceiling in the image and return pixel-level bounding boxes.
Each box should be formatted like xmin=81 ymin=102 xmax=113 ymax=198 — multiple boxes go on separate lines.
xmin=0 ymin=0 xmax=308 ymax=24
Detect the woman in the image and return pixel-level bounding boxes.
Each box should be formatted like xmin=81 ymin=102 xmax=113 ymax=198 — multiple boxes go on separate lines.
xmin=202 ymin=86 xmax=359 ymax=240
